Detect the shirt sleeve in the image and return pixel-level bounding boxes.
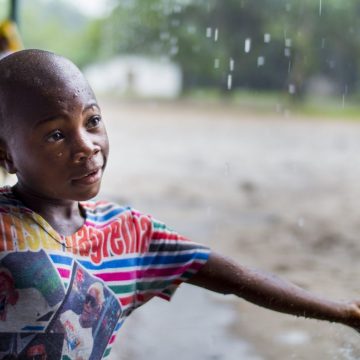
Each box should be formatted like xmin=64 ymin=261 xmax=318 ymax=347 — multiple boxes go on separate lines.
xmin=131 ymin=209 xmax=211 ymax=307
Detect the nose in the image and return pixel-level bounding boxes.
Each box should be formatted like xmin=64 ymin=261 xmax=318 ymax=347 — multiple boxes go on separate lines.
xmin=72 ymin=132 xmax=100 ymax=163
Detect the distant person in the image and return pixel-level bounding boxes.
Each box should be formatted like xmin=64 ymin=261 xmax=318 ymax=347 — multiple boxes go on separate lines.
xmin=0 ymin=49 xmax=359 ymax=359
xmin=0 ymin=19 xmax=22 ymax=60
xmin=0 ymin=19 xmax=22 ymax=185
xmin=0 ymin=34 xmax=11 ymax=59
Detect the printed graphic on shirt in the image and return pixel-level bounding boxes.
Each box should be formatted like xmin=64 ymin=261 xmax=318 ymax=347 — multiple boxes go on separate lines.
xmin=0 ymin=209 xmax=153 ymax=265
xmin=0 ymin=250 xmax=65 ymax=333
xmin=0 ymin=332 xmax=64 ymax=359
xmin=48 ymin=261 xmax=122 ymax=360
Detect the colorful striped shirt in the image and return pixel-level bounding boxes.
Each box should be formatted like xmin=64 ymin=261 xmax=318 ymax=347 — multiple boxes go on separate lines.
xmin=0 ymin=186 xmax=210 ymax=359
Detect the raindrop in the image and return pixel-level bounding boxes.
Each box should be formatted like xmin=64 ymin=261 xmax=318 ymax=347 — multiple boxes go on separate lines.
xmin=214 ymin=28 xmax=219 ymax=42
xmin=227 ymin=74 xmax=233 ymax=90
xmin=160 ymin=32 xmax=170 ymax=40
xmin=288 ymin=84 xmax=296 ymax=94
xmin=214 ymin=58 xmax=220 ymax=69
xmin=187 ymin=25 xmax=196 ymax=34
xmin=206 ymin=27 xmax=212 ymax=38
xmin=264 ymin=33 xmax=271 ymax=43
xmin=229 ymin=58 xmax=235 ymax=71
xmin=284 ymin=48 xmax=291 ymax=57
xmin=170 ymin=37 xmax=178 ymax=45
xmin=173 ymin=4 xmax=182 ymax=13
xmin=170 ymin=46 xmax=179 ymax=56
xmin=244 ymin=38 xmax=251 ymax=53
xmin=285 ymin=38 xmax=292 ymax=47
xmin=257 ymin=56 xmax=265 ymax=67
xmin=285 ymin=3 xmax=291 ymax=12
xmin=171 ymin=19 xmax=180 ymax=27
xmin=319 ymin=0 xmax=322 ymax=16
xmin=327 ymin=59 xmax=335 ymax=69
xmin=342 ymin=86 xmax=348 ymax=107
xmin=288 ymin=60 xmax=292 ymax=73
xmin=321 ymin=38 xmax=326 ymax=49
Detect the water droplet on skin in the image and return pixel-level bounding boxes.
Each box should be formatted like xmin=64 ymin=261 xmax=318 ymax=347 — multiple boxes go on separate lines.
xmin=244 ymin=38 xmax=251 ymax=53
xmin=264 ymin=33 xmax=271 ymax=43
xmin=227 ymin=74 xmax=232 ymax=90
xmin=257 ymin=56 xmax=265 ymax=67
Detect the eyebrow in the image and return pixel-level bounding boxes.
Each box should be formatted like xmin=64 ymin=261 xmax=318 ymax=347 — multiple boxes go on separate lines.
xmin=35 ymin=103 xmax=101 ymax=127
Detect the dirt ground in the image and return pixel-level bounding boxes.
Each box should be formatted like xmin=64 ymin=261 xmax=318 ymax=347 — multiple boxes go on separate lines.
xmin=98 ymin=99 xmax=360 ymax=359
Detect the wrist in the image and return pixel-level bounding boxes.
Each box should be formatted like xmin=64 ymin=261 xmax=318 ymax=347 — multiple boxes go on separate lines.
xmin=332 ymin=301 xmax=356 ymax=326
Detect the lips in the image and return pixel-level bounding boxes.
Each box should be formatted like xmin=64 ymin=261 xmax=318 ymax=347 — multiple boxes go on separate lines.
xmin=71 ymin=167 xmax=103 ymax=186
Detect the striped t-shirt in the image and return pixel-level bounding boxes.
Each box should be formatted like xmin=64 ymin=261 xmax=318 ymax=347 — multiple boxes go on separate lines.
xmin=0 ymin=186 xmax=210 ymax=360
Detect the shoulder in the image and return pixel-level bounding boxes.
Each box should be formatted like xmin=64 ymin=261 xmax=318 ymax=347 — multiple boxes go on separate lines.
xmin=0 ymin=186 xmax=30 ymax=214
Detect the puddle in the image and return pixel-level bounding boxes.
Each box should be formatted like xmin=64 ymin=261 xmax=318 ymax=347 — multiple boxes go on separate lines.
xmin=111 ymin=284 xmax=262 ymax=360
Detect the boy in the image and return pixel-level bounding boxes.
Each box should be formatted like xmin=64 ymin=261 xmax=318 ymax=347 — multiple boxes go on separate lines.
xmin=0 ymin=49 xmax=359 ymax=359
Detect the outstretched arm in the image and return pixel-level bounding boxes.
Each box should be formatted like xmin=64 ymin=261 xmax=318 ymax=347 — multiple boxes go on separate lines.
xmin=188 ymin=251 xmax=360 ymax=331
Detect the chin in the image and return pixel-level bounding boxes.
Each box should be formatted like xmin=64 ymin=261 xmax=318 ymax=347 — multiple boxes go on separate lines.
xmin=74 ymin=184 xmax=101 ymax=201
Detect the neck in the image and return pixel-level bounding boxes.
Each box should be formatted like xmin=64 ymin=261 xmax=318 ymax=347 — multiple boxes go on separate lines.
xmin=12 ymin=184 xmax=85 ymax=236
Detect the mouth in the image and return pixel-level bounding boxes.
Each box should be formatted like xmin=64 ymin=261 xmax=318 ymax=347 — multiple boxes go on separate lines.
xmin=72 ymin=167 xmax=103 ymax=186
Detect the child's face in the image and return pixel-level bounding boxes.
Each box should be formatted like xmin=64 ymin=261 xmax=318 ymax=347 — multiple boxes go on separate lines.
xmin=5 ymin=62 xmax=109 ymax=202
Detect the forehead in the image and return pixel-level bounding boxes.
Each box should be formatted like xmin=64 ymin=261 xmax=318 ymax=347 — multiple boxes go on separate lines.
xmin=0 ymin=51 xmax=97 ymax=129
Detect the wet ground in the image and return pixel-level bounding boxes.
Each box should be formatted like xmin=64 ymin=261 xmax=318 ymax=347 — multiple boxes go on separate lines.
xmin=98 ymin=100 xmax=360 ymax=359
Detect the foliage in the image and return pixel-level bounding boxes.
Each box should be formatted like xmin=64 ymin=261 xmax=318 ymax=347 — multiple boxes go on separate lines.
xmin=5 ymin=0 xmax=360 ymax=96
xmin=13 ymin=0 xmax=102 ymax=68
xmin=104 ymin=0 xmax=360 ymax=96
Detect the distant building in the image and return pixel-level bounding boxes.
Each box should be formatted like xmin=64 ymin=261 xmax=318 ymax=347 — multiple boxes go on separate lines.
xmin=84 ymin=55 xmax=182 ymax=98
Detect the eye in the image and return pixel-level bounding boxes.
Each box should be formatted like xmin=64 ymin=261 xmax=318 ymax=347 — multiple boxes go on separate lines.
xmin=47 ymin=130 xmax=64 ymax=143
xmin=86 ymin=115 xmax=102 ymax=129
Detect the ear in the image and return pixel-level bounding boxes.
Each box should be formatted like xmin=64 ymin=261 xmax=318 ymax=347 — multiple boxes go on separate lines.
xmin=0 ymin=140 xmax=16 ymax=174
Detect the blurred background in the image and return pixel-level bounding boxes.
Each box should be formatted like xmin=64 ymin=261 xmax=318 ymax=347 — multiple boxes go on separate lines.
xmin=2 ymin=0 xmax=360 ymax=359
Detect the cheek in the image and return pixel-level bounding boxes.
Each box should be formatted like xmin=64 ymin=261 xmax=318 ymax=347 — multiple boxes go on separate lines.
xmin=100 ymin=133 xmax=110 ymax=159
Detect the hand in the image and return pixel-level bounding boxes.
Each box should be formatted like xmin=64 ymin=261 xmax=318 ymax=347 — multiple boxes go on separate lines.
xmin=341 ymin=300 xmax=360 ymax=332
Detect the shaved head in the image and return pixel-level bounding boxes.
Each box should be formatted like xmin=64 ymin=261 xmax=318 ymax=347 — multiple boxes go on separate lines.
xmin=0 ymin=49 xmax=95 ymax=140
xmin=0 ymin=49 xmax=108 ymax=202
